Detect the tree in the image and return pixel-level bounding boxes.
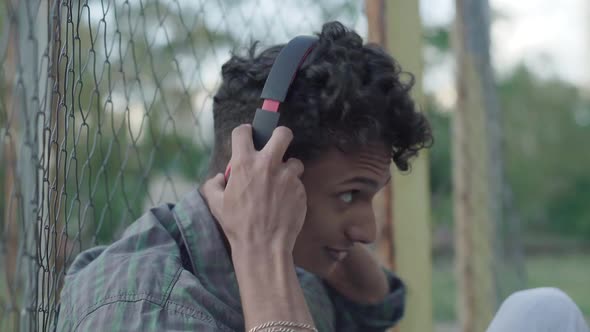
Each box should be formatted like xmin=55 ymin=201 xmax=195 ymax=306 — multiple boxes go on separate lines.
xmin=453 ymin=0 xmax=500 ymax=330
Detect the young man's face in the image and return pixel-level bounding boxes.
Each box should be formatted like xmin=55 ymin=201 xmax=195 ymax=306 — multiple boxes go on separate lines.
xmin=293 ymin=144 xmax=391 ymax=278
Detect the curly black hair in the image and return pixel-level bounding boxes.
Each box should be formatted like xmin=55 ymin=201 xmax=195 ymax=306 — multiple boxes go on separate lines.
xmin=208 ymin=21 xmax=432 ymax=176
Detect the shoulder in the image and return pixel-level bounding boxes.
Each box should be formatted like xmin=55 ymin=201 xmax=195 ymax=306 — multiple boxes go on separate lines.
xmin=60 ymin=278 xmax=223 ymax=331
xmin=58 ymin=255 xmax=235 ymax=331
xmin=57 ymin=207 xmax=186 ymax=330
xmin=57 ymin=205 xmax=236 ymax=331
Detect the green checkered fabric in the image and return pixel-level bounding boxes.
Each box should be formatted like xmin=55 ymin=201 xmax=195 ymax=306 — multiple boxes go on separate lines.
xmin=56 ymin=188 xmax=405 ymax=331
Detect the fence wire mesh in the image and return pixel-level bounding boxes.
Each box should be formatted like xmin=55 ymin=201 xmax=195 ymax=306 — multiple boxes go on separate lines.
xmin=0 ymin=1 xmax=365 ymax=330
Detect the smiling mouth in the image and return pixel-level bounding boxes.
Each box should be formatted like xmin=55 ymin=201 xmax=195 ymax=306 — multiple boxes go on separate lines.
xmin=325 ymin=248 xmax=349 ymax=262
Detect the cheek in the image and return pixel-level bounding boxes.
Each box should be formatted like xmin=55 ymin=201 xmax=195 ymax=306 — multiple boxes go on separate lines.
xmin=301 ymin=198 xmax=341 ymax=237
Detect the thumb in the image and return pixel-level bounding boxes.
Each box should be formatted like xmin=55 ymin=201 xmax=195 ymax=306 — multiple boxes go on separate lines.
xmin=202 ymin=173 xmax=225 ymax=220
xmin=209 ymin=173 xmax=226 ymax=191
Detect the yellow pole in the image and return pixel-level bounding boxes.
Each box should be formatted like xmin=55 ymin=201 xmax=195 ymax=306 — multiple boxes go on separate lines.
xmin=373 ymin=1 xmax=434 ymax=331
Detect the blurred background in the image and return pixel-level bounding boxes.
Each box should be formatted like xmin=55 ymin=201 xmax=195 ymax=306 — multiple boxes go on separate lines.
xmin=0 ymin=0 xmax=588 ymax=331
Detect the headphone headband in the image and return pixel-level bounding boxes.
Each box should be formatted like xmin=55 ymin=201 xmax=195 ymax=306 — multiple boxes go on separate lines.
xmin=251 ymin=36 xmax=317 ymax=150
xmin=260 ymin=36 xmax=318 ymax=105
xmin=225 ymin=35 xmax=318 ymax=181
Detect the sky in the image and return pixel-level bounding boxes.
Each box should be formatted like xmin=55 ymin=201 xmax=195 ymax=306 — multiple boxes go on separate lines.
xmin=492 ymin=0 xmax=588 ymax=85
xmin=83 ymin=0 xmax=588 ymax=117
xmin=421 ymin=0 xmax=589 ymax=91
xmin=87 ymin=0 xmax=588 ymax=89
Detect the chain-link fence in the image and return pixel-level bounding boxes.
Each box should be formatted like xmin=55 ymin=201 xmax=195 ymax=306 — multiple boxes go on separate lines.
xmin=0 ymin=1 xmax=365 ymax=330
xmin=3 ymin=0 xmax=589 ymax=331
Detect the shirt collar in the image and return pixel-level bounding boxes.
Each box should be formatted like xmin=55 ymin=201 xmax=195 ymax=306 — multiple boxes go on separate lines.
xmin=172 ymin=187 xmax=242 ymax=313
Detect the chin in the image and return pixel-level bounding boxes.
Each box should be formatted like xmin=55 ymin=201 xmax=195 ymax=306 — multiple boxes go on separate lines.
xmin=293 ymin=247 xmax=339 ymax=278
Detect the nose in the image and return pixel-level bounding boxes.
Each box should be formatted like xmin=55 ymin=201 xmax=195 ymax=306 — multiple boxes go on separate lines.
xmin=344 ymin=205 xmax=377 ymax=244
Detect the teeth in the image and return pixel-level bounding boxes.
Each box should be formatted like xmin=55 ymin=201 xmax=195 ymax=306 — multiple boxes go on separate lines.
xmin=335 ymin=251 xmax=347 ymax=261
xmin=328 ymin=249 xmax=348 ymax=261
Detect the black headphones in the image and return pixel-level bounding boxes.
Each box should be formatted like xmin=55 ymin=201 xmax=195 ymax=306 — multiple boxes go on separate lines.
xmin=225 ymin=36 xmax=318 ymax=180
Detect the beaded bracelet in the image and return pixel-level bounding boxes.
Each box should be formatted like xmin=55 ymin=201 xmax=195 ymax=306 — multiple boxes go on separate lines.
xmin=248 ymin=320 xmax=318 ymax=332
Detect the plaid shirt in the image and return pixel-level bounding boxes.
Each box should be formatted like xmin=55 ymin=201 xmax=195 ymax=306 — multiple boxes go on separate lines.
xmin=56 ymin=188 xmax=405 ymax=331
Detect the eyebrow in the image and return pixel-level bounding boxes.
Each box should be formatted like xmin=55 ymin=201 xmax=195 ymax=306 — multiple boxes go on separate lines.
xmin=339 ymin=175 xmax=391 ymax=190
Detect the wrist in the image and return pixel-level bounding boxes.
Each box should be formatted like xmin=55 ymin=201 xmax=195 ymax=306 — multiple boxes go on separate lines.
xmin=231 ymin=241 xmax=293 ymax=266
xmin=231 ymin=244 xmax=314 ymax=327
xmin=232 ymin=244 xmax=294 ymax=276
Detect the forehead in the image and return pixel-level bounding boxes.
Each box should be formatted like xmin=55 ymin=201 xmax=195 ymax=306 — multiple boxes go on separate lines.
xmin=303 ymin=144 xmax=391 ymax=185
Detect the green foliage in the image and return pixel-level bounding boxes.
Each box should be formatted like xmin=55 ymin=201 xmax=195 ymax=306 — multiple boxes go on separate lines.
xmin=427 ymin=101 xmax=453 ymax=226
xmin=499 ymin=66 xmax=590 ymax=238
xmin=432 ymin=253 xmax=590 ymax=322
xmin=424 ymin=27 xmax=450 ymax=53
xmin=59 ymin=90 xmax=210 ymax=246
xmin=432 ymin=256 xmax=457 ymax=321
xmin=526 ymin=254 xmax=590 ymax=316
xmin=54 ymin=1 xmax=221 ymax=247
xmin=427 ymin=64 xmax=590 ymax=239
xmin=546 ymin=175 xmax=590 ymax=236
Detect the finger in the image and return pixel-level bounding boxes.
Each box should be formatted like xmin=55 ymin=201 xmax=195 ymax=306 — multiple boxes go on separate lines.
xmin=231 ymin=124 xmax=255 ymax=160
xmin=283 ymin=157 xmax=304 ymax=178
xmin=261 ymin=126 xmax=294 ymax=165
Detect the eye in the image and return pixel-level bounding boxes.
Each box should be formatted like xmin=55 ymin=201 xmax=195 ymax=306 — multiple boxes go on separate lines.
xmin=339 ymin=190 xmax=358 ymax=204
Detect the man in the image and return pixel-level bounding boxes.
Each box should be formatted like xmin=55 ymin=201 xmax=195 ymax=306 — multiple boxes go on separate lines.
xmin=57 ymin=21 xmax=428 ymax=331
